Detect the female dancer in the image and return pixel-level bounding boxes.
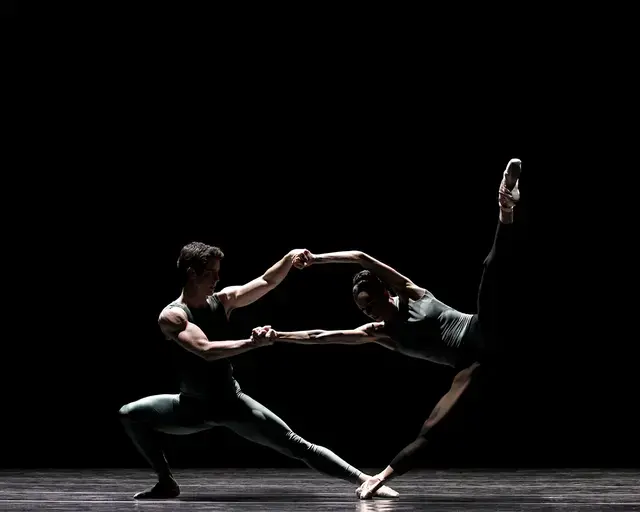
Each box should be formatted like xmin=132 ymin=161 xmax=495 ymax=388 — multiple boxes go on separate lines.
xmin=252 ymin=158 xmax=524 ymax=499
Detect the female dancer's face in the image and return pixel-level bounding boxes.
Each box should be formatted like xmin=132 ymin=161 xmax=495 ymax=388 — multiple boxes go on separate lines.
xmin=354 ymin=289 xmax=395 ymax=322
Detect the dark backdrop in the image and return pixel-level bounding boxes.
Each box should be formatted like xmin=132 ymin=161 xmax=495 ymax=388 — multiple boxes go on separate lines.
xmin=8 ymin=138 xmax=631 ymax=471
xmin=4 ymin=47 xmax=627 ymax=470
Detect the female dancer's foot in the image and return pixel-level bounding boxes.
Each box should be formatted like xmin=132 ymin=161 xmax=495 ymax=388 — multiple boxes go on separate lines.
xmin=498 ymin=158 xmax=522 ymax=224
xmin=358 ymin=473 xmax=399 ymax=498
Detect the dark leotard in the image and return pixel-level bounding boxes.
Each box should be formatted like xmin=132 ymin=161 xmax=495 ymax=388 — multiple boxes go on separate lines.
xmin=381 ymin=293 xmax=485 ymax=369
xmin=165 ymin=295 xmax=236 ymax=398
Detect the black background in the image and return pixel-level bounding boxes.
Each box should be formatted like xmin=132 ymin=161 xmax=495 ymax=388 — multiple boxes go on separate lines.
xmin=10 ymin=141 xmax=627 ymax=471
xmin=6 ymin=18 xmax=628 ymax=472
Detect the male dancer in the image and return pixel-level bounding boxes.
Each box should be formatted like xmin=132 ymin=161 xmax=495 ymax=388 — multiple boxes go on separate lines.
xmin=118 ymin=244 xmax=398 ymax=499
xmin=252 ymin=158 xmax=525 ymax=499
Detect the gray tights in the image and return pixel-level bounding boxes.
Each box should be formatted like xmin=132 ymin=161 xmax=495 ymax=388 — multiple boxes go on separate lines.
xmin=119 ymin=384 xmax=362 ymax=484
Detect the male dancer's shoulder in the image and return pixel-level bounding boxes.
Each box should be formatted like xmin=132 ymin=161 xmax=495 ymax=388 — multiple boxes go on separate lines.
xmin=159 ymin=302 xmax=192 ymax=325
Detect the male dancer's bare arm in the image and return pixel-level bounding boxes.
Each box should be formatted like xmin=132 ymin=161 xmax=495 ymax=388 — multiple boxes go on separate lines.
xmin=295 ymin=250 xmax=417 ymax=294
xmin=356 ymin=362 xmax=480 ymax=499
xmin=218 ymin=249 xmax=311 ymax=314
xmin=159 ymin=307 xmax=271 ymax=361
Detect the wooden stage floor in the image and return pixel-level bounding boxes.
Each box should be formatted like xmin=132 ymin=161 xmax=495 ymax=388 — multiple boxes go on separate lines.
xmin=2 ymin=468 xmax=639 ymax=511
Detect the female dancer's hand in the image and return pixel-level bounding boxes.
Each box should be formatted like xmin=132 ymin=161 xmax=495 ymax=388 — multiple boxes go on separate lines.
xmin=292 ymin=249 xmax=315 ymax=269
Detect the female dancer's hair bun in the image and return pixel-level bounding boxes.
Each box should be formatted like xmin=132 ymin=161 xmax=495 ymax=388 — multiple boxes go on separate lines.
xmin=352 ymin=269 xmax=373 ymax=287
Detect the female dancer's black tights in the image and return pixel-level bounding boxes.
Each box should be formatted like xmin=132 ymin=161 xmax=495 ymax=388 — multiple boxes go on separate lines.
xmin=388 ymin=220 xmax=521 ymax=475
xmin=119 ymin=381 xmax=362 ymax=484
xmin=476 ymin=221 xmax=521 ymax=353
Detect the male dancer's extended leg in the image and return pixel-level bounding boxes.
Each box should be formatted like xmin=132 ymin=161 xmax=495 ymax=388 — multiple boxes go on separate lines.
xmin=476 ymin=158 xmax=523 ymax=352
xmin=119 ymin=394 xmax=214 ymax=499
xmin=217 ymin=390 xmax=399 ymax=497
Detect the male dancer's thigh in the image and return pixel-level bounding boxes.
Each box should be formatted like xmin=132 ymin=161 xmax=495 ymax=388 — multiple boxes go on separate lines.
xmin=212 ymin=391 xmax=298 ymax=452
xmin=121 ymin=393 xmax=215 ymax=435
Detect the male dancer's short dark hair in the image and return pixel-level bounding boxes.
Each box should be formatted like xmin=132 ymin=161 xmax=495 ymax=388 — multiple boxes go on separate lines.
xmin=177 ymin=242 xmax=224 ymax=284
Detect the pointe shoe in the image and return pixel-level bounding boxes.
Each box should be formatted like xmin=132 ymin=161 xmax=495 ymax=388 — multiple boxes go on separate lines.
xmin=498 ymin=158 xmax=522 ymax=212
xmin=374 ymin=485 xmax=400 ymax=498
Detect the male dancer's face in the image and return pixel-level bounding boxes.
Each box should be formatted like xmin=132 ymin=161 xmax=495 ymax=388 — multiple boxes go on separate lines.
xmin=189 ymin=258 xmax=221 ymax=297
xmin=354 ymin=290 xmax=395 ymax=322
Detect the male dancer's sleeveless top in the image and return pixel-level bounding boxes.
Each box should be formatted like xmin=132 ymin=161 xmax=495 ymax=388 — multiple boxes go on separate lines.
xmin=381 ymin=291 xmax=486 ymax=369
xmin=165 ymin=294 xmax=236 ymax=398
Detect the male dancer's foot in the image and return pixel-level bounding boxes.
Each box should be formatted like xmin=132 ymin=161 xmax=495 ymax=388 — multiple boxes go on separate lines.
xmin=133 ymin=475 xmax=180 ymax=500
xmin=358 ymin=473 xmax=399 ymax=498
xmin=498 ymin=158 xmax=522 ymax=224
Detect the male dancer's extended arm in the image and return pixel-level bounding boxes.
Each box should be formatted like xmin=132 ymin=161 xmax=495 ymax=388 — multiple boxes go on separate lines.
xmin=217 ymin=249 xmax=312 ymax=315
xmin=159 ymin=307 xmax=273 ymax=361
xmin=356 ymin=362 xmax=480 ymax=499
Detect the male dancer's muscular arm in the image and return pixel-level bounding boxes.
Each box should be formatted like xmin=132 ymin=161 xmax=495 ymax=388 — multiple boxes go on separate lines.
xmin=218 ymin=249 xmax=309 ymax=315
xmin=159 ymin=308 xmax=271 ymax=361
xmin=357 ymin=362 xmax=480 ymax=498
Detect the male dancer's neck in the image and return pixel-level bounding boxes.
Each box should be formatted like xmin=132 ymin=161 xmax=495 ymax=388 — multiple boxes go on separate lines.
xmin=180 ymin=287 xmax=209 ymax=308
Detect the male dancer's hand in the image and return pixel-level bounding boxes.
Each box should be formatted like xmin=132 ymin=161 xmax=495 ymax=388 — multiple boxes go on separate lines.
xmin=292 ymin=249 xmax=315 ymax=269
xmin=251 ymin=325 xmax=277 ymax=346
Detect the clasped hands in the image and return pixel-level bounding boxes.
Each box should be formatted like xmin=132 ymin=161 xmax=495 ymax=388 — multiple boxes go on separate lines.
xmin=251 ymin=325 xmax=277 ymax=346
xmin=290 ymin=249 xmax=315 ymax=269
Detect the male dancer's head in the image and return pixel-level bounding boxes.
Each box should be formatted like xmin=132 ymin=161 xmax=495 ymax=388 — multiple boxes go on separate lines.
xmin=352 ymin=270 xmax=397 ymax=322
xmin=177 ymin=242 xmax=224 ymax=302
